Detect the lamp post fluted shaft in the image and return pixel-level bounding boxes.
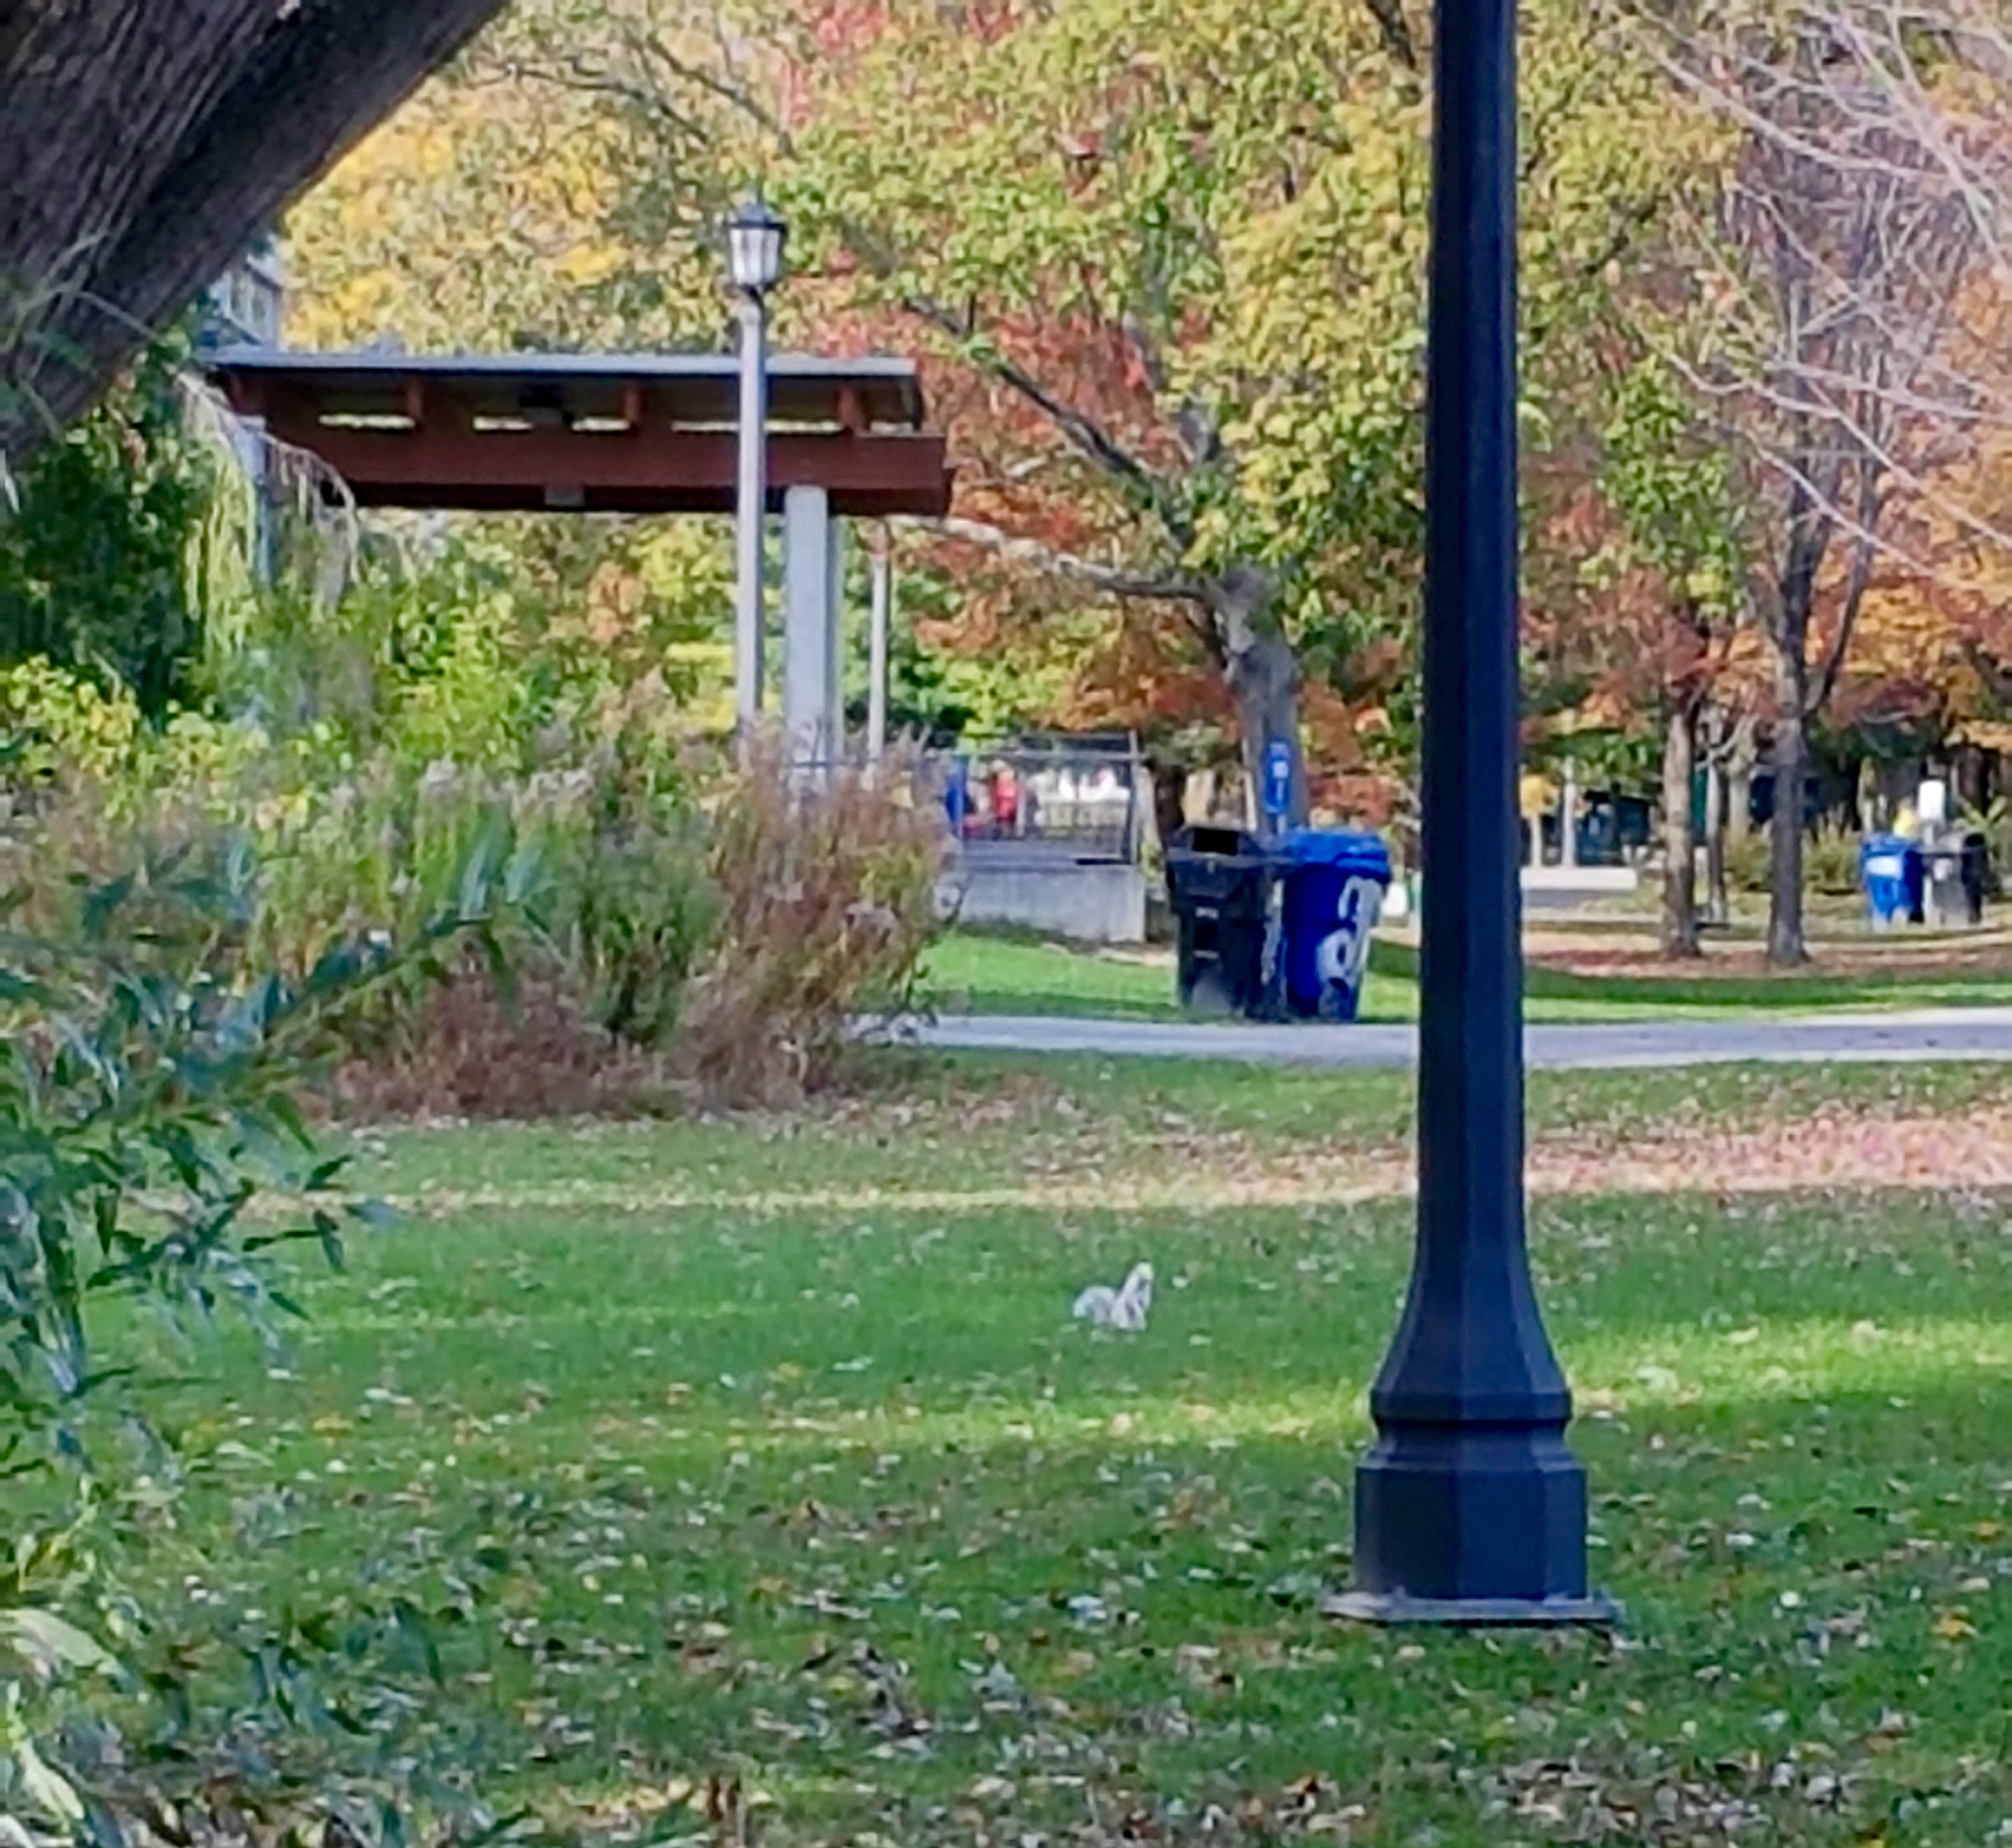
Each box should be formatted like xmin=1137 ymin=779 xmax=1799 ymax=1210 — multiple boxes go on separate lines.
xmin=1337 ymin=0 xmax=1613 ymax=1624
xmin=733 ymin=293 xmax=769 ymax=733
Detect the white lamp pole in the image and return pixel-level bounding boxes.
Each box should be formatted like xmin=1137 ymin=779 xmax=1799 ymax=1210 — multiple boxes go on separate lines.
xmin=727 ymin=196 xmax=786 ymax=737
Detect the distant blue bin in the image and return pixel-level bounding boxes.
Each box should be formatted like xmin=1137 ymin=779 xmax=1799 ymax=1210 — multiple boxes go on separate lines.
xmin=943 ymin=756 xmax=971 ymax=834
xmin=1860 ymin=834 xmax=1924 ymax=929
xmin=1278 ymin=830 xmax=1393 ymax=1021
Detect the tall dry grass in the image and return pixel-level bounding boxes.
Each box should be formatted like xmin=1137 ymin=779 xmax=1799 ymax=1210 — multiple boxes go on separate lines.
xmin=676 ymin=748 xmax=947 ymax=1107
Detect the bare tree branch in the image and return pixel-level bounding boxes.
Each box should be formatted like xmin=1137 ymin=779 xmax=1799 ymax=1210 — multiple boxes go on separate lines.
xmin=1623 ymin=0 xmax=2012 ymax=959
xmin=895 ymin=291 xmax=1192 ymax=544
xmin=909 ymin=514 xmax=1209 ymax=604
xmin=1360 ymin=0 xmax=1418 ymax=69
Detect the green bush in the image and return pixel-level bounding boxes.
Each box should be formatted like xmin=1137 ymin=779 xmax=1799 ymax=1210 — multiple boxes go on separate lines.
xmin=341 ymin=745 xmax=945 ymax=1115
xmin=1 ymin=658 xmax=695 ymax=1008
xmin=0 ymin=841 xmax=499 ymax=1841
xmin=1717 ymin=822 xmax=1862 ymax=898
xmin=1722 ymin=825 xmax=1771 ymax=894
xmin=3 ymin=659 xmax=944 ymax=1114
xmin=0 ymin=342 xmax=219 ymax=721
xmin=1806 ymin=822 xmax=1864 ymax=896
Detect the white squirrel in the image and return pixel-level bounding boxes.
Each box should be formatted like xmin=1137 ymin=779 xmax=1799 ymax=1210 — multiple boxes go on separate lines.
xmin=1072 ymin=1262 xmax=1154 ymax=1332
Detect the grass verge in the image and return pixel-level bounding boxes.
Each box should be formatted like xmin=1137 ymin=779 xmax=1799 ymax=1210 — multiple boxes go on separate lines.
xmin=925 ymin=930 xmax=2012 ymax=1026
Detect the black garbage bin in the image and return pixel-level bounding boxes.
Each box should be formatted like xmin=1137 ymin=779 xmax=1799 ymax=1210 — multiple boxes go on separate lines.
xmin=1962 ymin=830 xmax=1991 ymax=924
xmin=1165 ymin=825 xmax=1280 ymax=1018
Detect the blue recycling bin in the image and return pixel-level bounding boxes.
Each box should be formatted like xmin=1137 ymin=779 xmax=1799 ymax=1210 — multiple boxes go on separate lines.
xmin=1278 ymin=829 xmax=1393 ymax=1021
xmin=943 ymin=756 xmax=971 ymax=835
xmin=1860 ymin=834 xmax=1924 ymax=929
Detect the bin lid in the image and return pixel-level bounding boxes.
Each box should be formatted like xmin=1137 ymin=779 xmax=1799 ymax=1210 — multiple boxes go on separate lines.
xmin=1279 ymin=828 xmax=1393 ymax=874
xmin=1860 ymin=833 xmax=1920 ymax=860
xmin=1171 ymin=823 xmax=1273 ymax=862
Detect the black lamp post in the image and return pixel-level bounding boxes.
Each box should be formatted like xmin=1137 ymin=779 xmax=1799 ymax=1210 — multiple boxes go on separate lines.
xmin=1331 ymin=0 xmax=1614 ymax=1624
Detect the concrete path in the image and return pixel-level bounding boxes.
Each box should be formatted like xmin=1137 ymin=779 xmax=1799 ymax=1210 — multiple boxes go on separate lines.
xmin=900 ymin=1008 xmax=2012 ymax=1071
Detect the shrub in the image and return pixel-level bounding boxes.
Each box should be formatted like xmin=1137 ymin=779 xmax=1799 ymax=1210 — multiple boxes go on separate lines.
xmin=330 ymin=949 xmax=664 ymax=1119
xmin=3 ymin=662 xmax=944 ymax=1117
xmin=0 ymin=842 xmax=497 ymax=1840
xmin=1718 ymin=823 xmax=1864 ymax=899
xmin=1960 ymin=797 xmax=2010 ymax=895
xmin=677 ymin=750 xmax=947 ymax=1107
xmin=302 ymin=731 xmax=715 ymax=1115
xmin=1722 ymin=825 xmax=1771 ymax=894
xmin=339 ymin=751 xmax=943 ymax=1115
xmin=1806 ymin=822 xmax=1864 ymax=897
xmin=0 ymin=340 xmax=218 ymax=721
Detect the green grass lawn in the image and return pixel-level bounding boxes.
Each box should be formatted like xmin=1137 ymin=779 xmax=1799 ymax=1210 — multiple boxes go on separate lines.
xmin=75 ymin=1056 xmax=2012 ymax=1846
xmin=924 ymin=930 xmax=2012 ymax=1025
xmin=924 ymin=931 xmax=1186 ymax=1020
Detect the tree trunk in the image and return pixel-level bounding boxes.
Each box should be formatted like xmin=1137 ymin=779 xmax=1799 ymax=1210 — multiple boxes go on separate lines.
xmin=1726 ymin=715 xmax=1758 ymax=844
xmin=1661 ymin=697 xmax=1701 ymax=959
xmin=1147 ymin=756 xmax=1189 ymax=856
xmin=1231 ymin=630 xmax=1304 ymax=829
xmin=1 ymin=0 xmax=505 ymax=464
xmin=1211 ymin=563 xmax=1307 ymax=831
xmin=1705 ymin=755 xmax=1731 ymax=928
xmin=1768 ymin=692 xmax=1811 ymax=966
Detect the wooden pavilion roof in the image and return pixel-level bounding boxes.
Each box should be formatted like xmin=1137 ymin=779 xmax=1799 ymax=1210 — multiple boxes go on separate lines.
xmin=204 ymin=347 xmax=953 ymax=518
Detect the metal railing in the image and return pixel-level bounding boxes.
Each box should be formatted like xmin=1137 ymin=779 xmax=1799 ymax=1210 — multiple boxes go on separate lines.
xmin=918 ymin=734 xmax=1143 ymax=864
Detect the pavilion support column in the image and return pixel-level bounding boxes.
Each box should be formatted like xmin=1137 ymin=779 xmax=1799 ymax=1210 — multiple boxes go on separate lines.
xmin=784 ymin=485 xmax=838 ymax=776
xmin=828 ymin=515 xmax=848 ymax=767
xmin=868 ymin=538 xmax=893 ymax=765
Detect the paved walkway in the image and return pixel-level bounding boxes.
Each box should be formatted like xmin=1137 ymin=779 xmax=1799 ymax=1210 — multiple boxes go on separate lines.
xmin=902 ymin=1008 xmax=2012 ymax=1071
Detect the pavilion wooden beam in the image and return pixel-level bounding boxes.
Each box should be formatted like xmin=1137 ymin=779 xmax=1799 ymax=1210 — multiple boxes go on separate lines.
xmin=259 ymin=417 xmax=953 ymax=518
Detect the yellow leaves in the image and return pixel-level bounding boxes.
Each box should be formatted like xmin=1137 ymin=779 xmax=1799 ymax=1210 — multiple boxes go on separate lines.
xmin=557 ymin=242 xmax=625 ymax=287
xmin=1 ymin=659 xmax=148 ymax=795
xmin=1521 ymin=771 xmax=1562 ymax=820
xmin=1931 ymin=1609 xmax=1977 ymax=1643
xmin=413 ymin=123 xmax=462 ymax=184
xmin=289 ymin=56 xmax=705 ymax=353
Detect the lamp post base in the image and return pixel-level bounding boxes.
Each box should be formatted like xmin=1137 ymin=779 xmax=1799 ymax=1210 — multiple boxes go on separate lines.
xmin=1347 ymin=1422 xmax=1600 ymax=1612
xmin=1322 ymin=1588 xmax=1619 ymax=1628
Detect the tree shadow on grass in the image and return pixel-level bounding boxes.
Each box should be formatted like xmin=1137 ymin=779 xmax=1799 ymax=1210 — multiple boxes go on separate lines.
xmin=207 ymin=1376 xmax=2012 ymax=1847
